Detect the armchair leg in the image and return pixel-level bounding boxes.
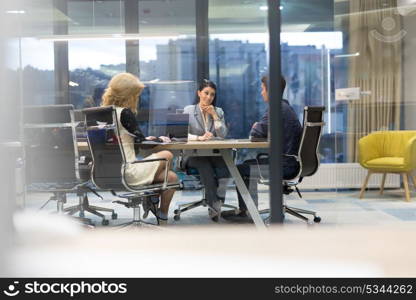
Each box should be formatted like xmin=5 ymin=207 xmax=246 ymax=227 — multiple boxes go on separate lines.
xmin=359 ymin=171 xmax=372 ymax=199
xmin=403 ymin=173 xmax=411 ymax=202
xmin=380 ymin=173 xmax=386 ymax=195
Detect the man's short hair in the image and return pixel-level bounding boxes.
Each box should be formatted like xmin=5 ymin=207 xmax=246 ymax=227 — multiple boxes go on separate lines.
xmin=261 ymin=75 xmax=286 ymax=96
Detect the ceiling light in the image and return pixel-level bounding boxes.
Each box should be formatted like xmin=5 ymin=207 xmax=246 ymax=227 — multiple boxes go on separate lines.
xmin=259 ymin=5 xmax=283 ymax=11
xmin=6 ymin=10 xmax=26 ymax=14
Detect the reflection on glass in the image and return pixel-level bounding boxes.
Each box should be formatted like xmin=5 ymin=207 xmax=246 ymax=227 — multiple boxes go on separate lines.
xmin=68 ymin=40 xmax=125 ymax=109
xmin=68 ymin=0 xmax=125 ymax=34
xmin=280 ymin=0 xmax=416 ymax=198
xmin=138 ymin=0 xmax=196 ymax=136
xmin=66 ymin=0 xmax=126 ymax=109
xmin=209 ymin=0 xmax=268 ymax=166
xmin=20 ymin=38 xmax=55 ymax=105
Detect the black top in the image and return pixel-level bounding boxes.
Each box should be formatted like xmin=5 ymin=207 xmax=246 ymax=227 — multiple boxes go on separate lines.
xmin=120 ymin=108 xmax=146 ymax=143
xmin=250 ymin=99 xmax=302 ymax=169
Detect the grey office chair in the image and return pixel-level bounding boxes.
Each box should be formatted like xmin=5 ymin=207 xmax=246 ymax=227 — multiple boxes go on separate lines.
xmin=257 ymin=106 xmax=325 ymax=223
xmin=83 ymin=106 xmax=181 ymax=227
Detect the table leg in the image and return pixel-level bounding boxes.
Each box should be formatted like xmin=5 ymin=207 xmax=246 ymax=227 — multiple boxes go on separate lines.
xmin=220 ymin=149 xmax=266 ymax=229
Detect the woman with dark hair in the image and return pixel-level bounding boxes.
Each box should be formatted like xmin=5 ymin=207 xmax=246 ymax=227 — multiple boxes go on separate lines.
xmin=183 ymin=79 xmax=230 ymax=221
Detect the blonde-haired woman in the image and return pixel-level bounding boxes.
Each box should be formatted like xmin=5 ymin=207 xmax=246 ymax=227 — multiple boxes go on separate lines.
xmin=102 ymin=72 xmax=178 ymax=225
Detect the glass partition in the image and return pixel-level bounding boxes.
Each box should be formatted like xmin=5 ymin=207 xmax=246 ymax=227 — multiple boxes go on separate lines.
xmin=138 ymin=0 xmax=196 ymax=136
xmin=11 ymin=0 xmax=416 ymax=230
xmin=282 ymin=0 xmax=416 ymax=223
xmin=16 ymin=0 xmax=55 ymax=106
xmin=68 ymin=40 xmax=125 ymax=108
xmin=208 ymin=0 xmax=270 ymax=216
xmin=67 ymin=0 xmax=126 ymax=108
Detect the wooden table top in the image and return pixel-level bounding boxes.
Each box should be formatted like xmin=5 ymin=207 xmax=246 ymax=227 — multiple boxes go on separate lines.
xmin=150 ymin=139 xmax=269 ymax=150
xmin=78 ymin=139 xmax=269 ymax=151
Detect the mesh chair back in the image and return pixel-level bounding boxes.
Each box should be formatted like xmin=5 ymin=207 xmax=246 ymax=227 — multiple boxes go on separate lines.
xmin=83 ymin=106 xmax=125 ymax=190
xmin=23 ymin=105 xmax=79 ymax=188
xmin=298 ymin=106 xmax=325 ymax=178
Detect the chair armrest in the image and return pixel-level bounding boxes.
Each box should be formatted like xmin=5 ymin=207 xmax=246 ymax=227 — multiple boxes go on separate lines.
xmin=256 ymin=153 xmax=299 ymax=160
xmin=130 ymin=158 xmax=169 ymax=189
xmin=358 ymin=134 xmax=380 ymax=166
xmin=256 ymin=153 xmax=268 ymax=161
xmin=283 ymin=154 xmax=299 ymax=161
xmin=130 ymin=158 xmax=167 ymax=164
xmin=404 ymin=135 xmax=416 ymax=170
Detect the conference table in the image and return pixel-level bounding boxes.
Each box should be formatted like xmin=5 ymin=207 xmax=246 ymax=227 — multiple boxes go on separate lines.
xmin=79 ymin=139 xmax=269 ymax=229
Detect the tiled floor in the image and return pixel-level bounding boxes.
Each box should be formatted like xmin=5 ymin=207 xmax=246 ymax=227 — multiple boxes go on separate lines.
xmin=23 ymin=185 xmax=416 ymax=228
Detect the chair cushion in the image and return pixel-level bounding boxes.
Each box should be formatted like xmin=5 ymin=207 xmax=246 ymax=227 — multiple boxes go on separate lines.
xmin=365 ymin=157 xmax=406 ymax=172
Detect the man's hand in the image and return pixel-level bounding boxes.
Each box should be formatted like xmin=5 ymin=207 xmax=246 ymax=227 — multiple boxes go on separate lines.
xmin=252 ymin=122 xmax=258 ymax=128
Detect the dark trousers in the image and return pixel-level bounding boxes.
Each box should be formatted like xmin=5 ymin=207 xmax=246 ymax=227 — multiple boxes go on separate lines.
xmin=187 ymin=156 xmax=230 ymax=206
xmin=237 ymin=158 xmax=299 ymax=211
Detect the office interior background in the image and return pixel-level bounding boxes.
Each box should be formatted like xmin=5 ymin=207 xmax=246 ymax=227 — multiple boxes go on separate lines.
xmin=1 ymin=0 xmax=416 ymax=277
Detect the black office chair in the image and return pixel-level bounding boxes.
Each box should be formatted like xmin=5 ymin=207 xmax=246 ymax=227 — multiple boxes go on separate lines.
xmin=83 ymin=106 xmax=181 ymax=227
xmin=23 ymin=105 xmax=93 ymax=224
xmin=257 ymin=106 xmax=325 ymax=223
xmin=173 ymin=155 xmax=238 ymax=221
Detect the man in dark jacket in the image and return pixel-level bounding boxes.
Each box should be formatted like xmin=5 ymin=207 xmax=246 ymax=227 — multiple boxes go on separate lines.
xmin=223 ymin=75 xmax=302 ymax=221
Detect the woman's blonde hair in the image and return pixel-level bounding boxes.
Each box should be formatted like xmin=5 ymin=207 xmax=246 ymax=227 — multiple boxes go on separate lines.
xmin=101 ymin=73 xmax=145 ymax=113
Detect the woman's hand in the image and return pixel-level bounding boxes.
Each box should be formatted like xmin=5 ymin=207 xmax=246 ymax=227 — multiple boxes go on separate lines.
xmin=202 ymin=105 xmax=218 ymax=120
xmin=145 ymin=136 xmax=157 ymax=141
xmin=158 ymin=136 xmax=171 ymax=143
xmin=197 ymin=131 xmax=213 ymax=141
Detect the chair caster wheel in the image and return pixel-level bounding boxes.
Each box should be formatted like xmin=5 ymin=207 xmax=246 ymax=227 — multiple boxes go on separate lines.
xmin=173 ymin=215 xmax=180 ymax=221
xmin=111 ymin=213 xmax=118 ymax=220
xmin=102 ymin=219 xmax=109 ymax=226
xmin=174 ymin=209 xmax=179 ymax=215
xmin=313 ymin=216 xmax=321 ymax=223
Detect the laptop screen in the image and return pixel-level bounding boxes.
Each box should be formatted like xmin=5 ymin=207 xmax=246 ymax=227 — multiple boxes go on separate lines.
xmin=165 ymin=113 xmax=189 ymax=140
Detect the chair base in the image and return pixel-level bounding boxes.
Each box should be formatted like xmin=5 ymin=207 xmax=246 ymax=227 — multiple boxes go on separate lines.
xmin=39 ymin=192 xmax=67 ymax=212
xmin=173 ymin=199 xmax=206 ymax=221
xmin=173 ymin=198 xmax=239 ymax=221
xmin=64 ymin=194 xmax=117 ymax=226
xmin=71 ymin=216 xmax=95 ymax=228
xmin=113 ymin=198 xmax=162 ymax=228
xmin=259 ymin=206 xmax=321 ymax=224
xmin=115 ymin=220 xmax=162 ymax=229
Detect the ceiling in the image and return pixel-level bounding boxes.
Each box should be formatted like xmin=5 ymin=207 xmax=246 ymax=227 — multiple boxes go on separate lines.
xmin=10 ymin=0 xmax=416 ymax=38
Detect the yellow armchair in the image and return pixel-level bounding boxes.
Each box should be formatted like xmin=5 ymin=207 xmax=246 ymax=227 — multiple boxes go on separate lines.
xmin=358 ymin=131 xmax=416 ymax=201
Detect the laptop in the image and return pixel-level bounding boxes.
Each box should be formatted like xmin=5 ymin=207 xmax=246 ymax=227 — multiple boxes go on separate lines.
xmin=143 ymin=111 xmax=189 ymax=144
xmin=165 ymin=113 xmax=189 ymax=142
